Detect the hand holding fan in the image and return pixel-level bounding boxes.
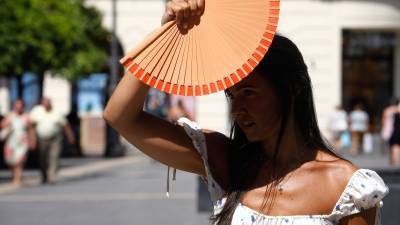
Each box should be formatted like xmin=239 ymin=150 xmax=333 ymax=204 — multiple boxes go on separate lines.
xmin=120 ymin=0 xmax=280 ymax=96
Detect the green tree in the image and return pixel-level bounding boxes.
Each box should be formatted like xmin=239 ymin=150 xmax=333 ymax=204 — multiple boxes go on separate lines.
xmin=0 ymin=0 xmax=110 ymax=96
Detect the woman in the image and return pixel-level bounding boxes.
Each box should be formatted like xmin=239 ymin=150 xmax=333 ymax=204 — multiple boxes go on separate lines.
xmin=381 ymin=97 xmax=400 ymax=166
xmin=349 ymin=104 xmax=369 ymax=155
xmin=104 ymin=1 xmax=388 ymax=224
xmin=388 ymin=104 xmax=400 ymax=166
xmin=1 ymin=99 xmax=35 ymax=186
xmin=328 ymin=105 xmax=348 ymax=151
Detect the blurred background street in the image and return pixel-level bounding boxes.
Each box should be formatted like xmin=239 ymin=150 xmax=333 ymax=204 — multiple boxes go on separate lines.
xmin=0 ymin=0 xmax=400 ymax=225
xmin=0 ymin=147 xmax=399 ymax=225
xmin=0 ymin=148 xmax=210 ymax=225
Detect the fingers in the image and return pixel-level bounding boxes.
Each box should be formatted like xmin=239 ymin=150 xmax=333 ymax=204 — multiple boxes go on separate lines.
xmin=161 ymin=5 xmax=175 ymax=25
xmin=188 ymin=0 xmax=197 ymax=16
xmin=196 ymin=0 xmax=205 ymax=15
xmin=162 ymin=4 xmax=173 ymax=25
xmin=186 ymin=0 xmax=205 ymax=16
xmin=165 ymin=0 xmax=187 ymax=27
xmin=162 ymin=0 xmax=205 ymax=29
xmin=180 ymin=1 xmax=190 ymax=24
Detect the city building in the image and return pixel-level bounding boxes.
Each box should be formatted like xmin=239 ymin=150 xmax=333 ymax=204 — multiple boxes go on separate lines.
xmin=1 ymin=0 xmax=398 ymax=140
xmin=86 ymin=0 xmax=399 ymax=139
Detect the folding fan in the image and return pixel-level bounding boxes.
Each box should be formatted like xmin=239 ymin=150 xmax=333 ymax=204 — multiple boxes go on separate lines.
xmin=120 ymin=0 xmax=280 ymax=96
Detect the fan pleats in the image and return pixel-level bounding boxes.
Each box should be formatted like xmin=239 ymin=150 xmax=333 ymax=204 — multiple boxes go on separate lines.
xmin=121 ymin=0 xmax=280 ymax=96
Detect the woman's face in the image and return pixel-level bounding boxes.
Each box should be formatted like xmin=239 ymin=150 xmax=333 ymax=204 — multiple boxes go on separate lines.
xmin=227 ymin=72 xmax=282 ymax=142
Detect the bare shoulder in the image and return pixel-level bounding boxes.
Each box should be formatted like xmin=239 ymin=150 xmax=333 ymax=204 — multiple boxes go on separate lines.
xmin=312 ymin=151 xmax=359 ymax=188
xmin=300 ymin=150 xmax=359 ymax=212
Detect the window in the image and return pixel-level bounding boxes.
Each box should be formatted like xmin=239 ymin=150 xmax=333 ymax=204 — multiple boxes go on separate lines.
xmin=342 ymin=30 xmax=396 ymax=131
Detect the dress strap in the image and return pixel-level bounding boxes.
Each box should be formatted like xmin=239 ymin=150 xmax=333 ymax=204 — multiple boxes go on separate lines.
xmin=328 ymin=169 xmax=389 ymax=223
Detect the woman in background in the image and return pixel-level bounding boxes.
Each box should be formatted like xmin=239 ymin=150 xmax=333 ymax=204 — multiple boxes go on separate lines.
xmin=1 ymin=99 xmax=35 ymax=186
xmin=381 ymin=97 xmax=400 ymax=166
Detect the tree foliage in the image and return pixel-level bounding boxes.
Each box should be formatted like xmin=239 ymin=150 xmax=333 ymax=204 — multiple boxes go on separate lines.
xmin=0 ymin=0 xmax=110 ymax=80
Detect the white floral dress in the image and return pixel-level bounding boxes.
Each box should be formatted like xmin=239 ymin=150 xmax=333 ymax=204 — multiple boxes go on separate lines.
xmin=3 ymin=113 xmax=30 ymax=166
xmin=177 ymin=117 xmax=389 ymax=225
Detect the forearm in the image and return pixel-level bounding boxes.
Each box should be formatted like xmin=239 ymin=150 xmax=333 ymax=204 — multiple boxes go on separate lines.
xmin=28 ymin=127 xmax=35 ymax=141
xmin=103 ymin=73 xmax=150 ymax=128
xmin=64 ymin=124 xmax=75 ymax=143
xmin=1 ymin=117 xmax=10 ymax=128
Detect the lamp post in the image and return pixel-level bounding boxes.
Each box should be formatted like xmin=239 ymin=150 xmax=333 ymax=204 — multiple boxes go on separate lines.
xmin=105 ymin=0 xmax=124 ymax=157
xmin=109 ymin=0 xmax=119 ymax=93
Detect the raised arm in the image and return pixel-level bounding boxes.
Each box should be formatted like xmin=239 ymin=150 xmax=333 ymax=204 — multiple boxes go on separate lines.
xmin=104 ymin=0 xmax=219 ymax=176
xmin=103 ymin=73 xmax=206 ymax=175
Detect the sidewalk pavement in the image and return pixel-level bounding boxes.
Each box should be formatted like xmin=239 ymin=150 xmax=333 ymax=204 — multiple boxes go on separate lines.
xmin=341 ymin=152 xmax=394 ymax=170
xmin=0 ymin=152 xmax=209 ymax=225
xmin=0 ymin=154 xmax=144 ymax=194
xmin=1 ymin=147 xmax=399 ymax=194
xmin=0 ymin=148 xmax=399 ymax=225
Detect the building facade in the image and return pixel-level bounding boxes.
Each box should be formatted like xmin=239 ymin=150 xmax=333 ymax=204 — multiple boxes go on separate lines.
xmin=279 ymin=0 xmax=400 ymax=135
xmin=0 ymin=1 xmax=397 ymax=136
xmin=87 ymin=0 xmax=400 ymax=137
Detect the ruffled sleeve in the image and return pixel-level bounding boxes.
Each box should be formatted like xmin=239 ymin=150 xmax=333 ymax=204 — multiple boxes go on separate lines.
xmin=177 ymin=117 xmax=225 ymax=204
xmin=329 ymin=169 xmax=389 ymax=224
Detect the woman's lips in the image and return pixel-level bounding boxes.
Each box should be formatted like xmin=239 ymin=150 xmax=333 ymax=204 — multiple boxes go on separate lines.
xmin=240 ymin=121 xmax=255 ymax=128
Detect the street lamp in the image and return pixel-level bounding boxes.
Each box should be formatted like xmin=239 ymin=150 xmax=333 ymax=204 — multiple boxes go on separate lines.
xmin=105 ymin=0 xmax=124 ymax=157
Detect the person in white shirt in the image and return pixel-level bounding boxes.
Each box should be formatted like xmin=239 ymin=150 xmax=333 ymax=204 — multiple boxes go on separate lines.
xmin=328 ymin=105 xmax=348 ymax=151
xmin=349 ymin=104 xmax=369 ymax=155
xmin=30 ymin=98 xmax=75 ymax=184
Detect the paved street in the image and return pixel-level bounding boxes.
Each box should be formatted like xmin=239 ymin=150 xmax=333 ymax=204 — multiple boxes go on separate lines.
xmin=0 ymin=148 xmax=399 ymax=225
xmin=0 ymin=155 xmax=211 ymax=225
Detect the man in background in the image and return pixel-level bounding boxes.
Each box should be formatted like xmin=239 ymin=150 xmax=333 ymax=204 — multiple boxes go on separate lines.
xmin=30 ymin=98 xmax=75 ymax=184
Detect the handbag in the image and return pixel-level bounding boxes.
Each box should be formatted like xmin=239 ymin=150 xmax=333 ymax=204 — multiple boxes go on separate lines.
xmin=340 ymin=131 xmax=351 ymax=149
xmin=363 ymin=133 xmax=373 ymax=153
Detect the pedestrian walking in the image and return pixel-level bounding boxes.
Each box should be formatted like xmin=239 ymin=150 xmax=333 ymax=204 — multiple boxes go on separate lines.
xmin=381 ymin=97 xmax=400 ymax=166
xmin=30 ymin=98 xmax=75 ymax=184
xmin=1 ymin=99 xmax=35 ymax=186
xmin=0 ymin=114 xmax=4 ymax=168
xmin=349 ymin=103 xmax=369 ymax=155
xmin=328 ymin=105 xmax=348 ymax=151
xmin=389 ymin=111 xmax=400 ymax=166
xmin=104 ymin=2 xmax=389 ymax=224
xmin=381 ymin=98 xmax=398 ymax=141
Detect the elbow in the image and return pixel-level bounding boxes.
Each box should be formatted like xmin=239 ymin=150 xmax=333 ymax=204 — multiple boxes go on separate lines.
xmin=102 ymin=106 xmax=134 ymax=130
xmin=103 ymin=112 xmax=121 ymax=132
xmin=103 ymin=107 xmax=118 ymax=128
xmin=103 ymin=102 xmax=143 ymax=130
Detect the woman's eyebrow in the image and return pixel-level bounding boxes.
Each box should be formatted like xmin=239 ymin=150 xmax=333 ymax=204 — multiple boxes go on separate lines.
xmin=228 ymin=84 xmax=256 ymax=94
xmin=235 ymin=84 xmax=256 ymax=90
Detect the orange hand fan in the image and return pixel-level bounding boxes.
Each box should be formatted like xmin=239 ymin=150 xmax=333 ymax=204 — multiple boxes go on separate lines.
xmin=120 ymin=0 xmax=280 ymax=96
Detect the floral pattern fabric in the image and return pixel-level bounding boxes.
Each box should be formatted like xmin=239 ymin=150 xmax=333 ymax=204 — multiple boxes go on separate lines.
xmin=177 ymin=117 xmax=389 ymax=225
xmin=3 ymin=113 xmax=30 ymax=166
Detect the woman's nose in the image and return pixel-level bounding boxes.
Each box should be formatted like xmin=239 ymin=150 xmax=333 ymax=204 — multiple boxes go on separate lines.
xmin=231 ymin=101 xmax=247 ymax=119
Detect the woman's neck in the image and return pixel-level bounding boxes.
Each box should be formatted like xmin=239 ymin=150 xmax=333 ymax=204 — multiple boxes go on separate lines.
xmin=260 ymin=116 xmax=315 ymax=172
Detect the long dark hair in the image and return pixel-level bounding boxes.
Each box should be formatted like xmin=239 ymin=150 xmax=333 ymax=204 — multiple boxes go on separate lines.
xmin=211 ymin=35 xmax=340 ymax=225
